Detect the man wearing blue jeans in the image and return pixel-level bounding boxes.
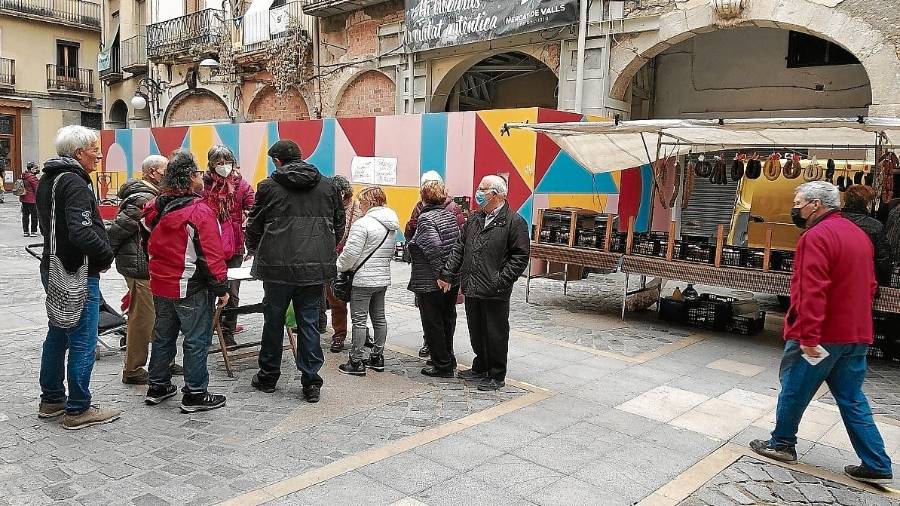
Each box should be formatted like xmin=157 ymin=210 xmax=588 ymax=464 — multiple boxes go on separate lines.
xmin=245 ymin=140 xmax=344 ymax=402
xmin=751 ymin=182 xmax=892 ymax=484
xmin=36 ymin=126 xmax=120 ymax=430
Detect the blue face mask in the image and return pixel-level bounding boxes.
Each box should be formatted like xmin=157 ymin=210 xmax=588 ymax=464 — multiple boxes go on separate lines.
xmin=475 ymin=190 xmax=489 ymax=207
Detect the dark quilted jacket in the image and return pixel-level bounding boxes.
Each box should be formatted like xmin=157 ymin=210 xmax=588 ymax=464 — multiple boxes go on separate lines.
xmin=407 ymin=204 xmax=461 ymax=293
xmin=843 ymin=207 xmax=892 ymax=285
xmin=107 ymin=179 xmax=158 ymax=279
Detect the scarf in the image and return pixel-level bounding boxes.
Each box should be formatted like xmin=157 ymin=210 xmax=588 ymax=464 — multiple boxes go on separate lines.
xmin=205 ymin=171 xmax=237 ymax=222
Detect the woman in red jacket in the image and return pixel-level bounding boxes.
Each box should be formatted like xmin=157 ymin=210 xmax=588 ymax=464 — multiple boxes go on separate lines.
xmin=20 ymin=162 xmax=40 ymax=237
xmin=143 ymin=150 xmax=230 ymax=414
xmin=751 ymin=181 xmax=892 ymax=485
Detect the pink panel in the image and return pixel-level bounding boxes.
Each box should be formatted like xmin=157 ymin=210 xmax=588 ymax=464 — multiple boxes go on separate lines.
xmin=444 ymin=112 xmax=475 ymax=198
xmin=605 ymin=194 xmax=620 ymax=214
xmin=106 ymin=143 xmax=128 ymax=174
xmin=239 ymin=122 xmax=268 ymax=180
xmin=132 ymin=129 xmax=151 ymax=173
xmin=374 ymin=114 xmax=421 ymax=187
xmin=532 ymin=193 xmax=550 ymax=210
xmin=333 ymin=121 xmax=356 ymax=180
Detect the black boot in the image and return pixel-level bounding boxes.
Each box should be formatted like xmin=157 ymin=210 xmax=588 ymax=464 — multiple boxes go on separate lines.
xmin=367 ymin=354 xmax=385 ymax=372
xmin=338 ymin=359 xmax=366 ymax=376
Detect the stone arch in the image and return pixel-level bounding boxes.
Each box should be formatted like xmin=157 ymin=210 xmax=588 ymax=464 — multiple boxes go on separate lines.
xmin=430 ymin=45 xmax=561 ymax=113
xmin=247 ymin=85 xmax=311 ymax=122
xmin=334 ymin=70 xmax=396 ymax=118
xmin=108 ymin=99 xmax=129 ymax=129
xmin=163 ymin=88 xmax=230 ymax=126
xmin=608 ymin=0 xmax=900 ymax=116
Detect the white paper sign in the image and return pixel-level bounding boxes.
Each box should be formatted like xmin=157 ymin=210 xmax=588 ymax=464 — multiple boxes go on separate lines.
xmin=3 ymin=171 xmax=12 ymax=183
xmin=351 ymin=157 xmax=397 ymax=185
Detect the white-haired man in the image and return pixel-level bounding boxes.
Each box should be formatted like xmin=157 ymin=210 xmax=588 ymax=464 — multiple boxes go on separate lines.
xmin=438 ymin=175 xmax=529 ymax=391
xmin=35 ymin=125 xmax=120 ymax=429
xmin=751 ymin=181 xmax=892 ymax=484
xmin=406 ymin=170 xmax=466 ymax=357
xmin=108 ymin=155 xmax=179 ymax=385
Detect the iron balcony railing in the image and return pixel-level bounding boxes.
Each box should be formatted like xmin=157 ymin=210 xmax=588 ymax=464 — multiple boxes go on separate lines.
xmin=121 ymin=34 xmax=147 ymax=72
xmin=147 ymin=8 xmax=224 ymax=61
xmin=0 ymin=57 xmax=14 ymax=88
xmin=46 ymin=64 xmax=93 ymax=95
xmin=241 ymin=1 xmax=313 ymax=53
xmin=0 ymin=0 xmax=101 ymax=30
xmin=98 ymin=46 xmax=122 ymax=81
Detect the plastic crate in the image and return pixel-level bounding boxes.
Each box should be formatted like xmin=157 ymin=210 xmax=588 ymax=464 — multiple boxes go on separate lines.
xmin=658 ymin=297 xmax=691 ymax=324
xmin=720 ymin=247 xmax=746 ymax=268
xmin=682 ymin=243 xmax=715 ymax=264
xmin=728 ymin=311 xmax=766 ymax=335
xmin=608 ymin=232 xmax=627 ymax=253
xmin=686 ymin=294 xmax=735 ymax=330
xmin=890 ymin=266 xmax=900 ymax=289
xmin=744 ymin=249 xmax=765 ymax=269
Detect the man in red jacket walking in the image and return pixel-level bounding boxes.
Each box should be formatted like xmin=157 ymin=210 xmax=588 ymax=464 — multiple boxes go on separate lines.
xmin=751 ymin=181 xmax=892 ymax=484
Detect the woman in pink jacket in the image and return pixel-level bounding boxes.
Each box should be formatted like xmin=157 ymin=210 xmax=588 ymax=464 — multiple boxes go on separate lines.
xmin=203 ymin=145 xmax=255 ymax=347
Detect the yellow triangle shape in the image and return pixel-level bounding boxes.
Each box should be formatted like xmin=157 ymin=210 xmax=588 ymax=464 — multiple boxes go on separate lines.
xmin=476 ymin=108 xmax=538 ymax=190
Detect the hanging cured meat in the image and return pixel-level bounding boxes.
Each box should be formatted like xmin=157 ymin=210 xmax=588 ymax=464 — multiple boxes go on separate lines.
xmin=878 ymin=152 xmax=897 ymax=203
xmin=731 ymin=155 xmax=745 ymax=181
xmin=669 ymin=161 xmax=681 ymax=209
xmin=782 ymin=153 xmax=802 ymax=179
xmin=763 ymin=153 xmax=781 ymax=181
xmin=804 ymin=157 xmax=823 ymax=182
xmin=745 ymin=155 xmax=762 ymax=180
xmin=653 ymin=158 xmax=673 ymax=208
xmin=710 ymin=156 xmax=727 ymax=185
xmin=836 ymin=163 xmax=851 ymax=191
xmin=825 ymin=159 xmax=835 ymax=183
xmin=684 ymin=161 xmax=696 ymax=209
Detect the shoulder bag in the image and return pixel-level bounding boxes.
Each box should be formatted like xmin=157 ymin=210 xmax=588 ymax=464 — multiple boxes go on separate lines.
xmin=331 ymin=227 xmax=391 ymax=302
xmin=45 ymin=174 xmax=89 ymax=328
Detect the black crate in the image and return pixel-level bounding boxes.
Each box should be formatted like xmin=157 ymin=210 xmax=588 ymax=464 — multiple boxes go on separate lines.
xmin=682 ymin=243 xmax=715 ymax=264
xmin=720 ymin=247 xmax=747 ymax=268
xmin=608 ymin=232 xmax=627 ymax=253
xmin=890 ymin=266 xmax=900 ymax=288
xmin=686 ymin=294 xmax=735 ymax=330
xmin=744 ymin=249 xmax=765 ymax=269
xmin=728 ymin=311 xmax=766 ymax=335
xmin=658 ymin=297 xmax=691 ymax=324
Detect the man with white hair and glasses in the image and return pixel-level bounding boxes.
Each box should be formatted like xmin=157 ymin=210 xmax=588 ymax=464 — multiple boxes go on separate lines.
xmin=751 ymin=181 xmax=893 ymax=484
xmin=438 ymin=175 xmax=529 ymax=391
xmin=35 ymin=125 xmax=120 ymax=429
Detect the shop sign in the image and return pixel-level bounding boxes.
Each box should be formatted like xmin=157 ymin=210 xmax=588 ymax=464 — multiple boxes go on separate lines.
xmin=404 ymin=0 xmax=578 ymax=52
xmin=0 ymin=115 xmax=13 ymax=135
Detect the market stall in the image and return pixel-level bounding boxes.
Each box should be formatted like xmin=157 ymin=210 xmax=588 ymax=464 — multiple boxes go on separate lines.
xmin=510 ymin=117 xmax=900 ymax=325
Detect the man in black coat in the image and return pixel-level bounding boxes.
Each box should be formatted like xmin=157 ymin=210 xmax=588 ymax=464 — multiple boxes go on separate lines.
xmin=245 ymin=140 xmax=345 ymax=403
xmin=438 ymin=175 xmax=530 ymax=391
xmin=843 ymin=185 xmax=891 ymax=285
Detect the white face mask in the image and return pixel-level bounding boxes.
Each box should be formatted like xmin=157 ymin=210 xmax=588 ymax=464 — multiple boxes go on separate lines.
xmin=215 ymin=164 xmax=232 ymax=177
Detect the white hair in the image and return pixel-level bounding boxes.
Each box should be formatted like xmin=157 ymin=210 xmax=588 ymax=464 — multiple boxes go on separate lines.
xmin=796 ymin=181 xmax=841 ymax=209
xmin=421 ymin=170 xmax=443 ymax=186
xmin=481 ymin=175 xmax=508 ymax=197
xmin=55 ymin=125 xmax=99 ymax=158
xmin=141 ymin=155 xmax=168 ymax=172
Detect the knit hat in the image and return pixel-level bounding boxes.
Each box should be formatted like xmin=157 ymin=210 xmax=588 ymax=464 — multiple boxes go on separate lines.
xmin=420 ymin=170 xmax=443 ymax=186
xmin=333 ymin=175 xmax=352 ymax=198
xmin=268 ymin=140 xmax=303 ymax=163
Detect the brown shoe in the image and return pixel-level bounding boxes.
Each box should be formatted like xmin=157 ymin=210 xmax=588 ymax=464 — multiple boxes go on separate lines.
xmin=62 ymin=406 xmax=121 ymax=430
xmin=38 ymin=402 xmax=65 ymax=419
xmin=329 ymin=335 xmax=345 ymax=353
xmin=122 ymin=369 xmax=149 ymax=385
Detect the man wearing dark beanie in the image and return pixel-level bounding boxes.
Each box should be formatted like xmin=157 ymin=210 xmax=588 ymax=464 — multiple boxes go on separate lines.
xmin=245 ymin=139 xmax=345 ymax=402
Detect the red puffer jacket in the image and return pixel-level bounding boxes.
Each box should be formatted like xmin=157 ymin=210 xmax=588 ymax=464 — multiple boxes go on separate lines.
xmin=784 ymin=211 xmax=877 ymax=347
xmin=143 ymin=194 xmax=229 ymax=300
xmin=20 ymin=171 xmax=38 ymax=204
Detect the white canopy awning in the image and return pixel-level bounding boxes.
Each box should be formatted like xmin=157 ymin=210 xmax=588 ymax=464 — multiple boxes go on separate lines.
xmin=505 ymin=117 xmax=900 ymax=174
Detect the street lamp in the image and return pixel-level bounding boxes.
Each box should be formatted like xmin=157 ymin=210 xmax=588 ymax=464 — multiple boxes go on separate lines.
xmin=132 ymin=76 xmax=166 ymax=124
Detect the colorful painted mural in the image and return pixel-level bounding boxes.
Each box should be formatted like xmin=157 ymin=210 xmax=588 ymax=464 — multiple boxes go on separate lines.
xmin=99 ymin=108 xmax=661 ymax=238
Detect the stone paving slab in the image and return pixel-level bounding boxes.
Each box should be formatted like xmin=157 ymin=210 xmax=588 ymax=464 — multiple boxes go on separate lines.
xmin=678 ymin=456 xmax=896 ymax=506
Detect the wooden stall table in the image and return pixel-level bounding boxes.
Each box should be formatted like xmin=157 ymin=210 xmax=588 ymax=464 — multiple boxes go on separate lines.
xmin=210 ymin=267 xmax=298 ymax=378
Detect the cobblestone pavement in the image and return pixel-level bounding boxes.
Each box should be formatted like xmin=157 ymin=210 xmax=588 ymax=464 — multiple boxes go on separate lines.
xmin=679 ymin=456 xmax=897 ymax=505
xmin=2 ymin=198 xmax=899 ymax=505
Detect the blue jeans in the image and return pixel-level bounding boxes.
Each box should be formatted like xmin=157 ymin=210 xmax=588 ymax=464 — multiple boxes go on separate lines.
xmin=39 ymin=274 xmax=101 ymax=415
xmin=148 ymin=290 xmax=214 ymax=395
xmin=257 ymin=283 xmax=324 ymax=388
xmin=771 ymin=340 xmax=892 ymax=474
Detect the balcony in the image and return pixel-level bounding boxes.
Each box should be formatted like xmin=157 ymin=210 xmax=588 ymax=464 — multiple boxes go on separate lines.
xmin=241 ymin=2 xmax=313 ymax=53
xmin=147 ymin=8 xmax=224 ymax=63
xmin=301 ymin=0 xmax=391 ymax=17
xmin=0 ymin=57 xmax=14 ymax=90
xmin=98 ymin=47 xmax=122 ymax=83
xmin=46 ymin=64 xmax=93 ymax=96
xmin=0 ymin=0 xmax=101 ymax=31
xmin=121 ymin=34 xmax=147 ymax=74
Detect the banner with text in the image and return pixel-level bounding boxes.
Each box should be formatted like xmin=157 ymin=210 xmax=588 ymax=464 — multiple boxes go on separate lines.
xmin=404 ymin=0 xmax=578 ymax=52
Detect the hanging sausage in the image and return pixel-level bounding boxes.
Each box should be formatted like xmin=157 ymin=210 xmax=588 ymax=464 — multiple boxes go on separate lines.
xmin=694 ymin=155 xmax=712 ymax=177
xmin=731 ymin=154 xmax=745 ymax=181
xmin=669 ymin=160 xmax=681 ymax=208
xmin=836 ymin=163 xmax=851 ymax=191
xmin=825 ymin=159 xmax=836 ymax=183
xmin=804 ymin=156 xmax=823 ymax=182
xmin=879 ymin=152 xmax=897 ymax=203
xmin=783 ymin=153 xmax=802 ymax=179
xmin=763 ymin=152 xmax=781 ymax=181
xmin=745 ymin=154 xmax=762 ymax=180
xmin=710 ymin=156 xmax=727 ymax=185
xmin=684 ymin=160 xmax=696 ymax=209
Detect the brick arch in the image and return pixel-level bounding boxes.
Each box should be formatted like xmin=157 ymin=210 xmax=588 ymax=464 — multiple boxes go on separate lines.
xmin=247 ymin=86 xmax=310 ymax=121
xmin=608 ymin=0 xmax=899 ymax=115
xmin=334 ymin=70 xmax=395 ymax=118
xmin=164 ymin=89 xmax=230 ymax=126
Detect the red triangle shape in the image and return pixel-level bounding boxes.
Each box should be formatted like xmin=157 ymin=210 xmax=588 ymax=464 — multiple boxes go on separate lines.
xmin=473 ymin=116 xmax=530 ymax=212
xmin=278 ymin=120 xmax=323 ymax=160
xmin=151 ymin=127 xmax=189 ymax=158
xmin=337 ymin=117 xmax=376 ymax=157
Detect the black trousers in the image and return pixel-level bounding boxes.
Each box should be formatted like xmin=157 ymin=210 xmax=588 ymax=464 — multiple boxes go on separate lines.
xmin=418 ymin=286 xmax=459 ymax=371
xmin=257 ymin=283 xmax=324 ymax=388
xmin=220 ymin=255 xmax=243 ymax=336
xmin=21 ymin=203 xmax=37 ymax=234
xmin=464 ymin=297 xmax=510 ymax=381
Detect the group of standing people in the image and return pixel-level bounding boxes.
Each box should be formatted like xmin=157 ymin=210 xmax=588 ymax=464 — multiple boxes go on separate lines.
xmin=34 ymin=126 xmax=531 ymax=429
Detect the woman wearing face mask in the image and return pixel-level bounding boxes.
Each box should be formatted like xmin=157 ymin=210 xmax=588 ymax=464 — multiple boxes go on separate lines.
xmin=203 ymin=145 xmax=255 ymax=348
